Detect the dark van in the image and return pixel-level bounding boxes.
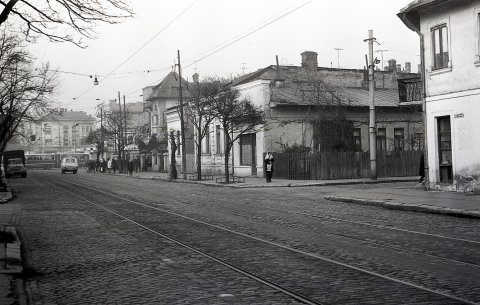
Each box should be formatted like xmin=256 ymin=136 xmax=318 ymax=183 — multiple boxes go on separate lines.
xmin=3 ymin=150 xmax=27 ymax=178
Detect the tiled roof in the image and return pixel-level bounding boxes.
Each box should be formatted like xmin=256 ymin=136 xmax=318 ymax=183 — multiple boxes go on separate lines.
xmin=270 ymin=82 xmax=420 ymax=108
xmin=145 ymin=72 xmax=190 ymax=101
xmin=45 ymin=111 xmax=96 ymax=122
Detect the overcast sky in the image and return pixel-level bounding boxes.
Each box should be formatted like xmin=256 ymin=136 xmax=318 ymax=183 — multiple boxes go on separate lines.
xmin=27 ymin=0 xmax=418 ymax=116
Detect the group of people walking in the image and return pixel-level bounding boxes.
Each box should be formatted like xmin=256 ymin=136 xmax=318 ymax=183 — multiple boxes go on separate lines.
xmin=87 ymin=155 xmax=146 ymax=176
xmin=87 ymin=158 xmax=117 ymax=174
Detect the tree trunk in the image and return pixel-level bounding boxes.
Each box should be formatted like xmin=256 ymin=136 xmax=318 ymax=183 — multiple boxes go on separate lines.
xmin=224 ymin=151 xmax=230 ymax=183
xmin=196 ymin=141 xmax=202 ymax=180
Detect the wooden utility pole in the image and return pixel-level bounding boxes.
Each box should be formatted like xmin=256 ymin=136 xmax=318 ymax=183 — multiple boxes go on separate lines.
xmin=118 ymin=91 xmax=123 ymax=172
xmin=366 ymin=30 xmax=377 ymax=180
xmin=123 ymin=95 xmax=127 ymax=159
xmin=177 ymin=50 xmax=187 ymax=180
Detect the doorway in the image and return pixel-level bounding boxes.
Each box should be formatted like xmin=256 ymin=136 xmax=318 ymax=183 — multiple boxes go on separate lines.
xmin=437 ymin=116 xmax=452 ymax=182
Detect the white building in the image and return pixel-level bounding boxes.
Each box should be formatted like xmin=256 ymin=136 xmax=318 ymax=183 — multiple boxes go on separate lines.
xmin=398 ymin=0 xmax=480 ymax=190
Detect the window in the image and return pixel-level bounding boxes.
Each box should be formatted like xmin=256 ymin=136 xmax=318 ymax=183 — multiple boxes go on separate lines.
xmin=377 ymin=128 xmax=386 ymax=151
xmin=215 ymin=125 xmax=222 ymax=154
xmin=153 ymin=115 xmax=158 ymax=125
xmin=394 ymin=128 xmax=404 ymax=151
xmin=63 ymin=126 xmax=69 ymax=146
xmin=240 ymin=134 xmax=256 ymax=165
xmin=431 ymin=24 xmax=449 ymax=70
xmin=45 ymin=139 xmax=52 ymax=147
xmin=44 ymin=126 xmax=51 ymax=135
xmin=477 ymin=13 xmax=480 ymax=63
xmin=353 ymin=128 xmax=361 ymax=150
xmin=203 ymin=126 xmax=211 ymax=154
xmin=413 ymin=133 xmax=424 ymax=151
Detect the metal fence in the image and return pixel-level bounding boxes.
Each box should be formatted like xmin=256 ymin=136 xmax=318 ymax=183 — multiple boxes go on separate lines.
xmin=272 ymin=150 xmax=423 ymax=180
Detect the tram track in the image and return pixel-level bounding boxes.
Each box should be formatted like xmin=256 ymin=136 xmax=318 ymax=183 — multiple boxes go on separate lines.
xmin=43 ymin=177 xmax=479 ymax=305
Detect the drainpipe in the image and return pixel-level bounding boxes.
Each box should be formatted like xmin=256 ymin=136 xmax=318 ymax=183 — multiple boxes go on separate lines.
xmin=418 ymin=32 xmax=430 ymax=190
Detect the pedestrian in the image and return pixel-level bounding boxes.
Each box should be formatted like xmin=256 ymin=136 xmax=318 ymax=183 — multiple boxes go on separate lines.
xmin=95 ymin=159 xmax=100 ymax=172
xmin=107 ymin=158 xmax=112 ymax=174
xmin=101 ymin=158 xmax=107 ymax=173
xmin=134 ymin=156 xmax=140 ymax=173
xmin=128 ymin=158 xmax=134 ymax=176
xmin=111 ymin=158 xmax=117 ymax=174
xmin=418 ymin=152 xmax=425 ymax=183
xmin=264 ymin=151 xmax=274 ymax=183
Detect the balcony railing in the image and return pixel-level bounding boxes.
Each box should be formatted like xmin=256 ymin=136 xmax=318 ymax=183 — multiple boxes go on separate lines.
xmin=398 ymin=76 xmax=422 ymax=103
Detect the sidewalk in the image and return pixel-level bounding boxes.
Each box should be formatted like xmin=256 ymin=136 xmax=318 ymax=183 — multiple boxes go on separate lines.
xmin=121 ymin=170 xmax=480 ymax=219
xmin=0 ymin=176 xmax=25 ymax=305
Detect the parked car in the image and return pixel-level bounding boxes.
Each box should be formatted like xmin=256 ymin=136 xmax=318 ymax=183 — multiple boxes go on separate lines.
xmin=61 ymin=157 xmax=78 ymax=174
xmin=3 ymin=150 xmax=27 ymax=178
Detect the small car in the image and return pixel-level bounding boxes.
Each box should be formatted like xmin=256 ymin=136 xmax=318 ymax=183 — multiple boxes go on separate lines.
xmin=61 ymin=157 xmax=78 ymax=174
xmin=6 ymin=158 xmax=27 ymax=178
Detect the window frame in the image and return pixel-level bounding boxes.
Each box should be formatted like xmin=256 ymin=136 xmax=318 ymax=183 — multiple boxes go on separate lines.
xmin=353 ymin=128 xmax=361 ymax=150
xmin=393 ymin=128 xmax=405 ymax=151
xmin=376 ymin=128 xmax=387 ymax=151
xmin=431 ymin=23 xmax=449 ymax=71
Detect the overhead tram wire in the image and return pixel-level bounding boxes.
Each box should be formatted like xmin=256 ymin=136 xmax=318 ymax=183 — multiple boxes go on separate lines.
xmin=126 ymin=0 xmax=314 ymax=97
xmin=183 ymin=0 xmax=314 ymax=70
xmin=70 ymin=0 xmax=199 ymax=103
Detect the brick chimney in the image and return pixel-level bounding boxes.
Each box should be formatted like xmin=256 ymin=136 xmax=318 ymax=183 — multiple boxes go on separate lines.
xmin=301 ymin=51 xmax=318 ymax=70
xmin=405 ymin=62 xmax=411 ymax=73
xmin=388 ymin=59 xmax=397 ymax=72
xmin=396 ymin=64 xmax=402 ymax=72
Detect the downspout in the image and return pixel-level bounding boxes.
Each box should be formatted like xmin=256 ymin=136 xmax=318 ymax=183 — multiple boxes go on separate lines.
xmin=418 ymin=31 xmax=430 ymax=190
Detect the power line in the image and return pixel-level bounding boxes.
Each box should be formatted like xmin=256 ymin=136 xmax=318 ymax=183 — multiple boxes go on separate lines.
xmin=183 ymin=0 xmax=314 ymax=70
xmin=123 ymin=1 xmax=314 ymax=97
xmin=71 ymin=0 xmax=199 ymax=102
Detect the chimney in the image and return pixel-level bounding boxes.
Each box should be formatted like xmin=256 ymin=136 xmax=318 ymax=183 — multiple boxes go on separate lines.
xmin=301 ymin=51 xmax=318 ymax=71
xmin=192 ymin=73 xmax=199 ymax=84
xmin=396 ymin=64 xmax=402 ymax=72
xmin=405 ymin=62 xmax=411 ymax=73
xmin=388 ymin=59 xmax=397 ymax=72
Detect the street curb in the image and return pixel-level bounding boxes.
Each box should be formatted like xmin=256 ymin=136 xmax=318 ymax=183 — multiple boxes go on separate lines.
xmin=133 ymin=175 xmax=418 ymax=189
xmin=324 ymin=196 xmax=480 ymax=219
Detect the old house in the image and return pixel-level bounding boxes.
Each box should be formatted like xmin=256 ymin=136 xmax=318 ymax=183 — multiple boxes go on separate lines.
xmin=196 ymin=52 xmax=423 ymax=177
xmin=398 ymin=0 xmax=480 ymax=190
xmin=144 ymin=71 xmax=194 ymax=172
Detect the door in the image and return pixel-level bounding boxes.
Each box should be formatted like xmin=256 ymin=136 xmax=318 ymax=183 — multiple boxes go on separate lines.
xmin=437 ymin=116 xmax=452 ymax=182
xmin=240 ymin=133 xmax=257 ymax=175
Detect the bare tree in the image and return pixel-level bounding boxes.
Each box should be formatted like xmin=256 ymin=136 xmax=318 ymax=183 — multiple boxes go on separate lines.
xmin=212 ymin=87 xmax=265 ymax=182
xmin=185 ymin=78 xmax=222 ymax=180
xmin=0 ymin=0 xmax=133 ymax=47
xmin=0 ymin=30 xmax=57 ymax=160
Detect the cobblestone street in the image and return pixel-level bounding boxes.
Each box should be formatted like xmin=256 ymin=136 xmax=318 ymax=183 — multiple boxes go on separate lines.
xmin=10 ymin=170 xmax=480 ymax=304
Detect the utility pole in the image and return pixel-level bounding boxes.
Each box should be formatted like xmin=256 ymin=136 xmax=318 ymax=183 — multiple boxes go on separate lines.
xmin=365 ymin=30 xmax=377 ymax=180
xmin=118 ymin=91 xmax=123 ymax=172
xmin=334 ymin=48 xmax=343 ymax=68
xmin=177 ymin=50 xmax=187 ymax=180
xmin=375 ymin=49 xmax=389 ymax=71
xmin=100 ymin=107 xmax=103 ymax=160
xmin=123 ymin=95 xmax=127 ymax=159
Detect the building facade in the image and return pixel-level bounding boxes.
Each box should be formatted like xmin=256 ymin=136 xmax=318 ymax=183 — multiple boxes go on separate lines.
xmin=26 ymin=109 xmax=96 ymax=154
xmin=398 ymin=0 xmax=480 ymax=190
xmin=194 ymin=52 xmax=423 ymax=177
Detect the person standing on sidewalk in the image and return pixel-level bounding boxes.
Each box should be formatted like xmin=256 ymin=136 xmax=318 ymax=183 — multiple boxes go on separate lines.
xmin=111 ymin=158 xmax=117 ymax=174
xmin=264 ymin=151 xmax=275 ymax=183
xmin=107 ymin=158 xmax=112 ymax=174
xmin=128 ymin=158 xmax=134 ymax=176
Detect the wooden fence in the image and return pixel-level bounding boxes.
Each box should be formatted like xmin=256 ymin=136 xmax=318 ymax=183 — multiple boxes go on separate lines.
xmin=272 ymin=150 xmax=422 ymax=180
